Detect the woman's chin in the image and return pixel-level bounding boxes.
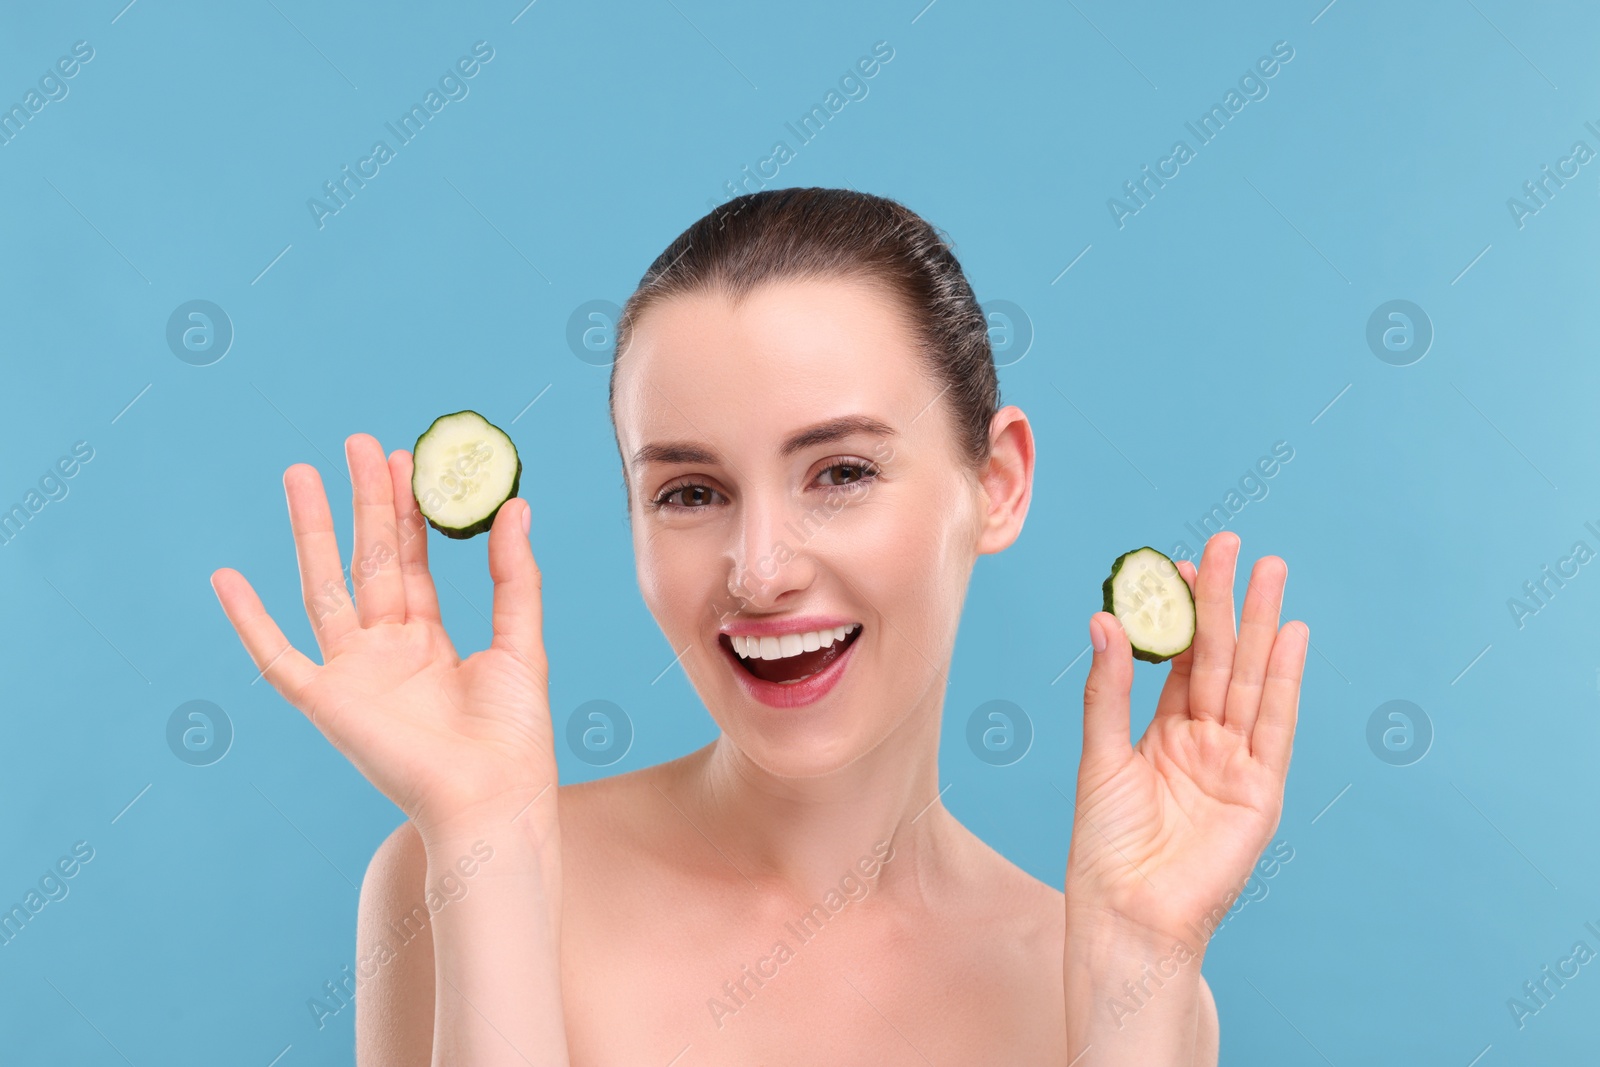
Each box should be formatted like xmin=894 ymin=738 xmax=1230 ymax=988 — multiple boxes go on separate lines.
xmin=688 ymin=635 xmax=925 ymax=780
xmin=708 ymin=710 xmax=884 ymax=780
xmin=728 ymin=739 xmax=871 ymax=780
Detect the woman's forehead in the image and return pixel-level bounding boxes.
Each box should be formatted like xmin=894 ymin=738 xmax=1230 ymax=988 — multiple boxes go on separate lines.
xmin=630 ymin=276 xmax=913 ymax=365
xmin=613 ymin=278 xmax=932 ymax=449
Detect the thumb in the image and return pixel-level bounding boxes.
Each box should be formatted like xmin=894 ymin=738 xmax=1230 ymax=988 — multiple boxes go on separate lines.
xmin=1081 ymin=611 xmax=1133 ymax=761
xmin=488 ymin=498 xmax=548 ymax=680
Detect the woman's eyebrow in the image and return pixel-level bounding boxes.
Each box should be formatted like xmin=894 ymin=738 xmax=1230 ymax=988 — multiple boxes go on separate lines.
xmin=778 ymin=414 xmax=896 ymax=457
xmin=631 ymin=414 xmax=897 ymax=468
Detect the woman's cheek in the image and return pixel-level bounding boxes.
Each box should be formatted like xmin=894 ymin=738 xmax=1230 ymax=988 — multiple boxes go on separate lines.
xmin=637 ymin=539 xmax=705 ymax=630
xmin=893 ymin=484 xmax=979 ymax=640
xmin=849 ymin=500 xmax=949 ymax=623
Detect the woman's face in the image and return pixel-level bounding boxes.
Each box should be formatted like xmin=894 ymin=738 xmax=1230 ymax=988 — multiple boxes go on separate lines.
xmin=612 ymin=276 xmax=1027 ymax=778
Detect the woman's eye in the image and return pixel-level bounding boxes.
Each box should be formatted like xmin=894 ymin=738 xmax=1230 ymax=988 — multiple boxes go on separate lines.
xmin=817 ymin=462 xmax=877 ymax=488
xmin=654 ymin=484 xmax=721 ymax=509
xmin=651 ymin=461 xmax=877 ymax=511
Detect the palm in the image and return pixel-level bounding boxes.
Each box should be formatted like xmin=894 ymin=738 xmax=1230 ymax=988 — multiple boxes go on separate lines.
xmin=210 ymin=434 xmax=556 ymax=839
xmin=1066 ymin=535 xmax=1308 ymax=944
xmin=299 ymin=619 xmax=554 ymax=829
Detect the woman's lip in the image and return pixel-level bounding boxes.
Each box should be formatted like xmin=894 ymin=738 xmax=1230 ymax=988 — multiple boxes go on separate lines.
xmin=719 ymin=615 xmax=861 ymax=639
xmin=719 ymin=629 xmax=860 ymax=709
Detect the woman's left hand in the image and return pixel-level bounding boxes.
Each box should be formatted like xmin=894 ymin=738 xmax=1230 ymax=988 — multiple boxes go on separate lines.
xmin=1064 ymin=531 xmax=1309 ymax=946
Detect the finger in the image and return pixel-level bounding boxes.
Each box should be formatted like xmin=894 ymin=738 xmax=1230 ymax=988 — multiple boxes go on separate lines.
xmin=1187 ymin=532 xmax=1240 ymax=725
xmin=1081 ymin=612 xmax=1134 ymax=763
xmin=488 ymin=498 xmax=547 ymax=682
xmin=388 ymin=449 xmax=441 ymax=624
xmin=1252 ymin=620 xmax=1309 ymax=777
xmin=285 ymin=463 xmax=357 ymax=654
xmin=209 ymin=567 xmax=318 ymax=701
xmin=346 ymin=434 xmax=407 ymax=627
xmin=1223 ymin=556 xmax=1288 ymax=736
xmin=1152 ymin=558 xmax=1198 ymax=724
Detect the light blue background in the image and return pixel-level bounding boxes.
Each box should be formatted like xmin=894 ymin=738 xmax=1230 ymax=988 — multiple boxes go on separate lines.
xmin=3 ymin=0 xmax=1597 ymax=1062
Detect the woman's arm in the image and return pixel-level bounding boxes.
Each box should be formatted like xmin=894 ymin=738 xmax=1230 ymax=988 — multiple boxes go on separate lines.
xmin=419 ymin=813 xmax=566 ymax=1066
xmin=1197 ymin=971 xmax=1219 ymax=1062
xmin=1062 ymin=908 xmax=1219 ymax=1064
xmin=356 ymin=814 xmax=567 ymax=1067
xmin=211 ymin=435 xmax=570 ymax=1065
xmin=1062 ymin=532 xmax=1307 ymax=1065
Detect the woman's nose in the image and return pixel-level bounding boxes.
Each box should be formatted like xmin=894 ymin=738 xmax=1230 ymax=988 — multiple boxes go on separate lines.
xmin=727 ymin=494 xmax=816 ymax=608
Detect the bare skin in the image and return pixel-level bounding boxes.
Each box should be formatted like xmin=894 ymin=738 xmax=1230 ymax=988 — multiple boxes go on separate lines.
xmin=211 ymin=276 xmax=1304 ymax=1065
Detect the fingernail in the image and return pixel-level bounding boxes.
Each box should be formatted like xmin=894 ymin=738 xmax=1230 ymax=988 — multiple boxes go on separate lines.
xmin=520 ymin=500 xmax=531 ymax=535
xmin=1090 ymin=616 xmax=1107 ymax=653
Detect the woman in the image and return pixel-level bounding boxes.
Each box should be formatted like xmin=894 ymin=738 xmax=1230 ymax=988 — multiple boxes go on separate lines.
xmin=210 ymin=187 xmax=1308 ymax=1065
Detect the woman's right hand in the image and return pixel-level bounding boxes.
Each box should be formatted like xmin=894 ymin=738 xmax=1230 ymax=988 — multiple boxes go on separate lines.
xmin=209 ymin=433 xmax=558 ymax=846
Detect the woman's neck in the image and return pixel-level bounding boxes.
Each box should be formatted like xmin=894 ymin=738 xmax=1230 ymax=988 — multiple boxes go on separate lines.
xmin=667 ymin=694 xmax=961 ymax=901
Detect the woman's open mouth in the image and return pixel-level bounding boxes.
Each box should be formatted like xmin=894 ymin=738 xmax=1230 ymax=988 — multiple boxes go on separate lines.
xmin=718 ymin=623 xmax=863 ymax=708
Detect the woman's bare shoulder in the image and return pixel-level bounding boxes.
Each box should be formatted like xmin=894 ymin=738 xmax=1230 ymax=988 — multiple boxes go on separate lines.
xmin=555 ymin=749 xmax=707 ymax=856
xmin=355 ymin=820 xmax=434 ymax=1065
xmin=935 ymin=814 xmax=1066 ymax=953
xmin=366 ymin=816 xmax=425 ymax=871
xmin=358 ymin=750 xmax=704 ymax=880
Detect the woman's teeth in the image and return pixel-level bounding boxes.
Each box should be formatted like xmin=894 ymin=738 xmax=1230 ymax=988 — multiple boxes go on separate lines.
xmin=731 ymin=624 xmax=860 ymax=661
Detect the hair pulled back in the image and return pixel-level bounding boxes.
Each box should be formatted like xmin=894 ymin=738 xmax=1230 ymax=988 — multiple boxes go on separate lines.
xmin=609 ymin=187 xmax=1000 ymax=470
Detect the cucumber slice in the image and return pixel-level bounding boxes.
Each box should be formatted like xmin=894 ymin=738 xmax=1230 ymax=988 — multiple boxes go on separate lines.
xmin=1101 ymin=546 xmax=1195 ymax=663
xmin=411 ymin=410 xmax=522 ymax=539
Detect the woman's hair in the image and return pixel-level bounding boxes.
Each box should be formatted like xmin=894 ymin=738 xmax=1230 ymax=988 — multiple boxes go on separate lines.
xmin=609 ymin=186 xmax=1000 ymax=471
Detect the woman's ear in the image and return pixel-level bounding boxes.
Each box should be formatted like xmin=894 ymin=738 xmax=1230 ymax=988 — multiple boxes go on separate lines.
xmin=975 ymin=405 xmax=1034 ymax=555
